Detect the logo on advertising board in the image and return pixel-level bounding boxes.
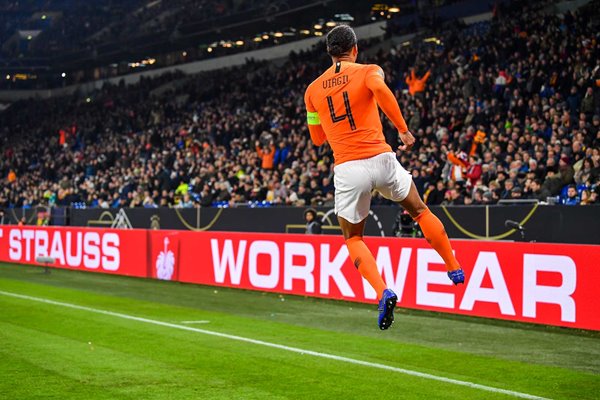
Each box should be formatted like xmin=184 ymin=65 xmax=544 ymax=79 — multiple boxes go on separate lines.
xmin=0 ymin=226 xmax=149 ymax=278
xmin=156 ymin=237 xmax=175 ymax=280
xmin=151 ymin=233 xmax=179 ymax=281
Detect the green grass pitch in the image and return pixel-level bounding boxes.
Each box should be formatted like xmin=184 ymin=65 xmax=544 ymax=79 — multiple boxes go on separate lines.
xmin=0 ymin=262 xmax=599 ymax=399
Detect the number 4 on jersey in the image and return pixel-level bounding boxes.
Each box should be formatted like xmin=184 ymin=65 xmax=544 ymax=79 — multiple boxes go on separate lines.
xmin=327 ymin=91 xmax=357 ymax=130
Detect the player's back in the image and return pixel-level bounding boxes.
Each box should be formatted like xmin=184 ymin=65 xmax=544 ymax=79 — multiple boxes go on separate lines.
xmin=305 ymin=61 xmax=392 ymax=165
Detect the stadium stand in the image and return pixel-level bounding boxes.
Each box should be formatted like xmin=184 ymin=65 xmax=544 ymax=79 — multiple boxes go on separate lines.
xmin=0 ymin=0 xmax=269 ymax=58
xmin=1 ymin=0 xmax=369 ymax=89
xmin=1 ymin=0 xmax=599 ymax=209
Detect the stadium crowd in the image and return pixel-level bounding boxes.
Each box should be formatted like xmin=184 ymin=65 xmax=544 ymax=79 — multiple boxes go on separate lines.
xmin=1 ymin=0 xmax=599 ymax=209
xmin=1 ymin=0 xmax=270 ymax=58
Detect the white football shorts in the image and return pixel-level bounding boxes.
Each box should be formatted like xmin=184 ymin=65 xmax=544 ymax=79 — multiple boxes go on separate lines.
xmin=334 ymin=152 xmax=412 ymax=223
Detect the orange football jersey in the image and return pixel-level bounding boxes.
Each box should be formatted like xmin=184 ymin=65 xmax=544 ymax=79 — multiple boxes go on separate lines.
xmin=304 ymin=61 xmax=392 ymax=165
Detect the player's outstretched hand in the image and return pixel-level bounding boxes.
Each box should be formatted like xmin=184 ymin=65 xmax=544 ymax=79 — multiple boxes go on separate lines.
xmin=398 ymin=130 xmax=415 ymax=151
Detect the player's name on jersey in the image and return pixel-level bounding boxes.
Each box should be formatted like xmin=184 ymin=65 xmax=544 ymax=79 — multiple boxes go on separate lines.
xmin=322 ymin=74 xmax=348 ymax=89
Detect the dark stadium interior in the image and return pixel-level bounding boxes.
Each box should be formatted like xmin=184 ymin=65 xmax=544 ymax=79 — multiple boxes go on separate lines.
xmin=1 ymin=0 xmax=599 ymax=212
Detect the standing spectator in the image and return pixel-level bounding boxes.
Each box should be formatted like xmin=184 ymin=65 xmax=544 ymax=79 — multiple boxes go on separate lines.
xmin=543 ymin=168 xmax=563 ymax=196
xmin=580 ymin=87 xmax=595 ymax=116
xmin=466 ymin=155 xmax=482 ymax=187
xmin=274 ymin=141 xmax=290 ymax=167
xmin=256 ymin=140 xmax=275 ymax=170
xmin=7 ymin=169 xmax=16 ymax=183
xmin=558 ymin=156 xmax=575 ymax=185
xmin=405 ymin=68 xmax=431 ymax=97
xmin=303 ymin=208 xmax=321 ymax=234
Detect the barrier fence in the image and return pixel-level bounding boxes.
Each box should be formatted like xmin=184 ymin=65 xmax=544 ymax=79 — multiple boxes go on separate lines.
xmin=2 ymin=204 xmax=599 ymax=244
xmin=1 ymin=225 xmax=598 ymax=331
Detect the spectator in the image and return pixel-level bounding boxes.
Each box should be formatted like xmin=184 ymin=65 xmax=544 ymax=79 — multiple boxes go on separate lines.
xmin=274 ymin=141 xmax=290 ymax=167
xmin=178 ymin=193 xmax=195 ymax=208
xmin=510 ymin=187 xmax=523 ymax=200
xmin=542 ymin=168 xmax=563 ymax=197
xmin=303 ymin=208 xmax=322 ymax=234
xmin=405 ymin=68 xmax=431 ymax=97
xmin=580 ymin=189 xmax=594 ymax=205
xmin=425 ymin=180 xmax=446 ymax=205
xmin=575 ymin=158 xmax=598 ymax=185
xmin=256 ymin=140 xmax=276 ymax=170
xmin=466 ymin=155 xmax=482 ymax=187
xmin=558 ymin=156 xmax=575 ymax=186
xmin=501 ymin=179 xmax=515 ymax=199
xmin=563 ymin=184 xmax=580 ymax=205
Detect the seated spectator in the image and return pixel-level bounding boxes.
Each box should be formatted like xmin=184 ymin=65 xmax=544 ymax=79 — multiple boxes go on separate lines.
xmin=178 ymin=193 xmax=195 ymax=208
xmin=580 ymin=189 xmax=594 ymax=205
xmin=425 ymin=180 xmax=446 ymax=205
xmin=563 ymin=184 xmax=580 ymax=205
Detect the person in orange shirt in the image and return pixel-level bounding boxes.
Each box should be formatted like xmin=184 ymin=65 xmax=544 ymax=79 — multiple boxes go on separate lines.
xmin=7 ymin=169 xmax=16 ymax=183
xmin=405 ymin=68 xmax=431 ymax=96
xmin=256 ymin=140 xmax=276 ymax=169
xmin=304 ymin=25 xmax=464 ymax=330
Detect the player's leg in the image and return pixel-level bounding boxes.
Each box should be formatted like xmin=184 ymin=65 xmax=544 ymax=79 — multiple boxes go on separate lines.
xmin=338 ymin=216 xmax=386 ymax=299
xmin=338 ymin=215 xmax=397 ymax=330
xmin=398 ymin=182 xmax=464 ymax=284
xmin=334 ymin=157 xmax=397 ymax=330
xmin=374 ymin=152 xmax=464 ymax=284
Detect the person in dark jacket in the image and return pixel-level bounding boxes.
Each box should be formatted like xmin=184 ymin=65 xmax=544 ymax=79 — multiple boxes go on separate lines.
xmin=304 ymin=208 xmax=322 ymax=234
xmin=304 ymin=208 xmax=321 ymax=235
xmin=426 ymin=180 xmax=446 ymax=205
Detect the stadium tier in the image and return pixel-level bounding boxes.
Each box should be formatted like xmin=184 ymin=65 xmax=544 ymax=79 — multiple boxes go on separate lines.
xmin=1 ymin=0 xmax=599 ymax=210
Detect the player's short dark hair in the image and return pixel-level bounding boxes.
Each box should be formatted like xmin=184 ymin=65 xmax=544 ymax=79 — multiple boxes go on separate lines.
xmin=326 ymin=25 xmax=357 ymax=57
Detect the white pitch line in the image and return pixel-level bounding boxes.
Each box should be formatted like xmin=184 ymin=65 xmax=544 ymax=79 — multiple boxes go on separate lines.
xmin=181 ymin=320 xmax=210 ymax=324
xmin=0 ymin=290 xmax=549 ymax=400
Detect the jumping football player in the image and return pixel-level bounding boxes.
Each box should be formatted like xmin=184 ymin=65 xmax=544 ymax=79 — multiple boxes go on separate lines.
xmin=304 ymin=25 xmax=465 ymax=330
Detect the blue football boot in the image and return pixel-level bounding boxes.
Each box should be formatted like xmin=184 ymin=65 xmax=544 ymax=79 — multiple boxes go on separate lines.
xmin=447 ymin=268 xmax=465 ymax=285
xmin=378 ymin=289 xmax=398 ymax=330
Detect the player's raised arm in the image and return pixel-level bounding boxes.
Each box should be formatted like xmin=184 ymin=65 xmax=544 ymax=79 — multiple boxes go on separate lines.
xmin=304 ymin=89 xmax=327 ymax=146
xmin=365 ymin=66 xmax=415 ymax=150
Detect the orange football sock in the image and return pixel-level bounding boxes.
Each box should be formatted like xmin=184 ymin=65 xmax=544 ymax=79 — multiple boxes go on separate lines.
xmin=345 ymin=236 xmax=386 ymax=299
xmin=414 ymin=207 xmax=461 ymax=271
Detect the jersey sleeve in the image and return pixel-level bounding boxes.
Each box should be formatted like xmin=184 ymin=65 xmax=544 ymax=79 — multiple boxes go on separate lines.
xmin=365 ymin=64 xmax=385 ymax=83
xmin=304 ymin=86 xmax=321 ymax=126
xmin=304 ymin=85 xmax=326 ymax=146
xmin=365 ymin=65 xmax=409 ymax=133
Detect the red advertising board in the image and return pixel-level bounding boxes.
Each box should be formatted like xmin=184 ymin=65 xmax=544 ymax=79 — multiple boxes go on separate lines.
xmin=172 ymin=231 xmax=600 ymax=331
xmin=0 ymin=226 xmax=148 ymax=278
xmin=1 ymin=225 xmax=598 ymax=330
